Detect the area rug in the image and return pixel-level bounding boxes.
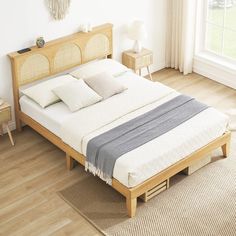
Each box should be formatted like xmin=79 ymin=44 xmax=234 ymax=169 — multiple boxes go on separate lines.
xmin=59 ymin=133 xmax=236 ymax=236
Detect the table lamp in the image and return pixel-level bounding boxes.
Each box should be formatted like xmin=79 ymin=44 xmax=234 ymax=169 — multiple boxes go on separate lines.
xmin=128 ymin=21 xmax=147 ymax=53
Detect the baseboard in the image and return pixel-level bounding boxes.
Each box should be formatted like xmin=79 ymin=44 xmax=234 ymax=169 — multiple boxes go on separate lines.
xmin=193 ymin=56 xmax=236 ymax=89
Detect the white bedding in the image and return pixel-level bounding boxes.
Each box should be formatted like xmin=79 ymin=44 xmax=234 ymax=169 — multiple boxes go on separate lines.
xmin=20 ymin=96 xmax=71 ymax=136
xmin=20 ymin=71 xmax=229 ymax=188
xmin=60 ymin=72 xmax=229 ymax=187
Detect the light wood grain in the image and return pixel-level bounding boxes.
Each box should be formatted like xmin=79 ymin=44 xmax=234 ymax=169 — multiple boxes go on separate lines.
xmin=8 ymin=24 xmax=231 ymax=218
xmin=66 ymin=153 xmax=74 ymax=171
xmin=122 ymin=48 xmax=153 ymax=80
xmin=62 ymin=129 xmax=230 ymax=217
xmin=0 ymin=102 xmax=14 ymax=145
xmin=5 ymin=124 xmax=14 ymax=146
xmin=1 ymin=69 xmax=235 ymax=234
xmin=0 ymin=128 xmax=101 ymax=236
xmin=126 ymin=197 xmax=137 ymax=218
xmin=9 ymin=62 xmax=233 ymax=218
xmin=8 ymin=23 xmax=113 ymax=132
xmin=19 ymin=88 xmax=231 ymax=218
xmin=140 ymin=180 xmax=168 ymax=202
xmin=222 ymin=141 xmax=230 ymax=157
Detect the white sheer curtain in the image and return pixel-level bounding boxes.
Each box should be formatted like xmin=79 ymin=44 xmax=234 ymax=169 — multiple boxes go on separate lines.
xmin=165 ymin=0 xmax=198 ymax=75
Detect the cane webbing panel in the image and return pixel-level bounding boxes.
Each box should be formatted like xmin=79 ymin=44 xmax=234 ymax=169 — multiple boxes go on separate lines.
xmin=20 ymin=54 xmax=50 ymax=86
xmin=84 ymin=34 xmax=110 ymax=62
xmin=8 ymin=23 xmax=113 ymax=114
xmin=54 ymin=43 xmax=82 ymax=72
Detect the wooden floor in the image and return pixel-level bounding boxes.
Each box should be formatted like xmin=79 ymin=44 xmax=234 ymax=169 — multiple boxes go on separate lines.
xmin=0 ymin=69 xmax=235 ymax=236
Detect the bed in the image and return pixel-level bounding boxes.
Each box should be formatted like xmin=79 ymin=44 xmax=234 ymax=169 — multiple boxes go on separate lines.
xmin=8 ymin=23 xmax=231 ymax=217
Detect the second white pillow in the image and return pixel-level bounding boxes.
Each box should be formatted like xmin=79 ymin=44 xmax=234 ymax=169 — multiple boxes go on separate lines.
xmin=84 ymin=72 xmax=127 ymax=99
xmin=53 ymin=80 xmax=102 ymax=112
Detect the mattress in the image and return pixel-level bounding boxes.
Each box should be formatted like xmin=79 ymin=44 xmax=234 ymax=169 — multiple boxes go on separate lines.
xmin=113 ymin=107 xmax=228 ymax=187
xmin=20 ymin=96 xmax=71 ymax=137
xmin=20 ymin=71 xmax=229 ymax=188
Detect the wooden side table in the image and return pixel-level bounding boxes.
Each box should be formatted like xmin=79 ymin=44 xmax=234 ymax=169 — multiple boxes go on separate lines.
xmin=0 ymin=101 xmax=14 ymax=146
xmin=122 ymin=48 xmax=153 ymax=80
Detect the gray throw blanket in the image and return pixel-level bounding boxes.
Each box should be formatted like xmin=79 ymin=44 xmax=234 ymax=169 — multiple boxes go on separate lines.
xmin=85 ymin=95 xmax=208 ymax=185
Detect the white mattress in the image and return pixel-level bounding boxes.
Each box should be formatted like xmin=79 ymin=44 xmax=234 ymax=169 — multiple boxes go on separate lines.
xmin=20 ymin=71 xmax=229 ymax=188
xmin=113 ymin=107 xmax=228 ymax=187
xmin=20 ymin=96 xmax=71 ymax=137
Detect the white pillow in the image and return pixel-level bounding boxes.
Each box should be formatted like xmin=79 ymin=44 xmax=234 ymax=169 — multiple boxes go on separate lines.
xmin=21 ymin=75 xmax=77 ymax=108
xmin=52 ymin=80 xmax=102 ymax=112
xmin=84 ymin=72 xmax=127 ymax=99
xmin=70 ymin=59 xmax=129 ymax=79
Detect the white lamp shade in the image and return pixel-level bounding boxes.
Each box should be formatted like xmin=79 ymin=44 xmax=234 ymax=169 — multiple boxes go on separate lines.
xmin=128 ymin=21 xmax=147 ymax=41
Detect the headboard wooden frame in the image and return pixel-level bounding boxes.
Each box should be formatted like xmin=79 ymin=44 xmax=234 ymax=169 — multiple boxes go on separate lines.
xmin=8 ymin=23 xmax=113 ymax=131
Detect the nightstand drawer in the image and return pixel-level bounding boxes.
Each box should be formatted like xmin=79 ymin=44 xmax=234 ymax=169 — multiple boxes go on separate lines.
xmin=122 ymin=48 xmax=153 ymax=80
xmin=135 ymin=54 xmax=153 ymax=69
xmin=0 ymin=107 xmax=11 ymax=124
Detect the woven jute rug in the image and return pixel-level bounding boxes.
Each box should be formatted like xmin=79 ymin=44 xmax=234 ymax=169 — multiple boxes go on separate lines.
xmin=59 ymin=133 xmax=236 ymax=236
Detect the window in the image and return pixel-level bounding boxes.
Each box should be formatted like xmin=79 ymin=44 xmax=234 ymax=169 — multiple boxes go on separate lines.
xmin=205 ymin=0 xmax=236 ymax=61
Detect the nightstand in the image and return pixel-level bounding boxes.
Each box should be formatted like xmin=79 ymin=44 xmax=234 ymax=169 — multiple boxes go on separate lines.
xmin=0 ymin=101 xmax=14 ymax=146
xmin=122 ymin=48 xmax=153 ymax=80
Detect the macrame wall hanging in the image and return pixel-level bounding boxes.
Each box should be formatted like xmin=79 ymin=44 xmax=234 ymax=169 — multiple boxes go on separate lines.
xmin=47 ymin=0 xmax=71 ymax=20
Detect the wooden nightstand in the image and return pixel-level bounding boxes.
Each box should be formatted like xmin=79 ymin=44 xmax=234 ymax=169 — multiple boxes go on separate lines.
xmin=122 ymin=48 xmax=153 ymax=80
xmin=0 ymin=101 xmax=14 ymax=146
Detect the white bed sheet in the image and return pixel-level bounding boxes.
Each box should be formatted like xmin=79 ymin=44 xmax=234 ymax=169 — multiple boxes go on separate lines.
xmin=20 ymin=96 xmax=71 ymax=137
xmin=20 ymin=71 xmax=229 ymax=188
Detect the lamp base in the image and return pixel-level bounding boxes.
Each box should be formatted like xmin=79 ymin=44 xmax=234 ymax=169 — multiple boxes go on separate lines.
xmin=133 ymin=40 xmax=142 ymax=53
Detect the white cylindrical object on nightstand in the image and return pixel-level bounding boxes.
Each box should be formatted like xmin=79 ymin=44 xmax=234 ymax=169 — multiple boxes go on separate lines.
xmin=133 ymin=40 xmax=142 ymax=53
xmin=128 ymin=21 xmax=147 ymax=53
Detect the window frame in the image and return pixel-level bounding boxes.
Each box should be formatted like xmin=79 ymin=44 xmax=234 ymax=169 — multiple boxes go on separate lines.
xmin=197 ymin=0 xmax=236 ymax=65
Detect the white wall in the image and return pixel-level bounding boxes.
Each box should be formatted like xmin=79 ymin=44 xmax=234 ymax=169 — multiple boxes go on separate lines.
xmin=0 ymin=0 xmax=167 ymax=129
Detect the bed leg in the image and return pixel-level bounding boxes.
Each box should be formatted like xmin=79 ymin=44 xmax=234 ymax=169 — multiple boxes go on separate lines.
xmin=221 ymin=142 xmax=230 ymax=158
xmin=66 ymin=154 xmax=74 ymax=170
xmin=16 ymin=118 xmax=23 ymax=132
xmin=126 ymin=196 xmax=137 ymax=218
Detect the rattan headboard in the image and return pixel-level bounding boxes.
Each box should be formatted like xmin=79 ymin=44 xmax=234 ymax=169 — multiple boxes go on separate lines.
xmin=8 ymin=23 xmax=113 ymax=130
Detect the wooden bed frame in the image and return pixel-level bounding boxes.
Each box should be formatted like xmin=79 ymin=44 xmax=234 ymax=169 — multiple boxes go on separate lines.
xmin=8 ymin=23 xmax=231 ymax=218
